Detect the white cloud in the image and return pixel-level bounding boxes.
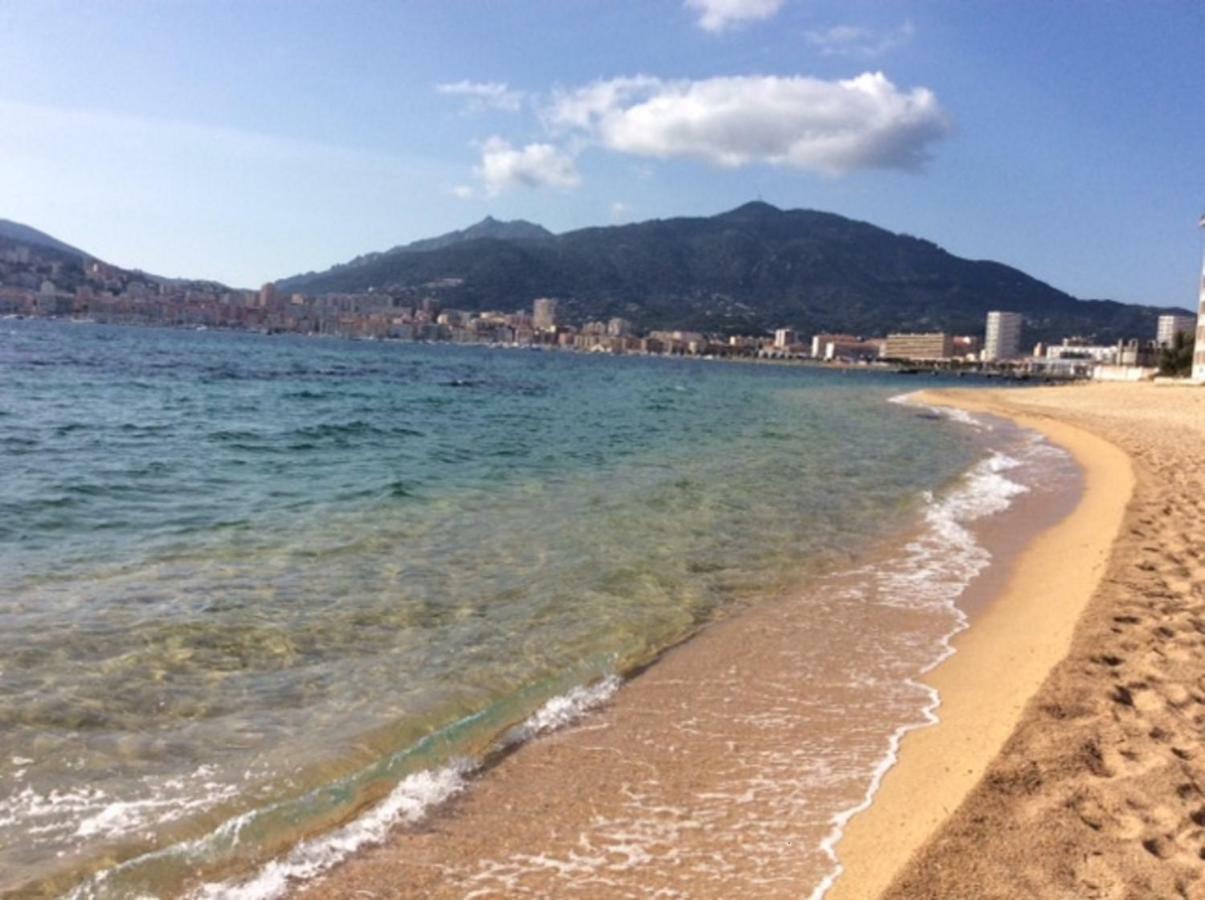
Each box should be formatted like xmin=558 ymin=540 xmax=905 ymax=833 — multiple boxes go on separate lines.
xmin=475 ymin=137 xmax=580 ymax=196
xmin=436 ymin=80 xmax=525 ymax=112
xmin=685 ymin=0 xmax=784 ymax=32
xmin=806 ymin=22 xmax=915 ymax=58
xmin=610 ymin=201 xmax=632 ymax=222
xmin=450 ymin=184 xmax=475 ymax=199
xmin=546 ymin=72 xmax=950 ymax=176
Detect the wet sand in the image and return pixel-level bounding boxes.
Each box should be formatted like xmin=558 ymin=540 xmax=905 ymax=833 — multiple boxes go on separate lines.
xmin=839 ymin=383 xmax=1205 ymax=900
xmin=272 ymin=400 xmax=1080 ymax=900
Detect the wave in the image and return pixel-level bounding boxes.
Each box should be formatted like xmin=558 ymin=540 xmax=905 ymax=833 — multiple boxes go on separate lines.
xmin=809 ymin=396 xmax=1053 ymax=899
xmin=67 ymin=677 xmax=621 ymax=900
xmin=888 ymin=390 xmax=988 ymax=431
xmin=188 ymin=763 xmax=472 ymax=900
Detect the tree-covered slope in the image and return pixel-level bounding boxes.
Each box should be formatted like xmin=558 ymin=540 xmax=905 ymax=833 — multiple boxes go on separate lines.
xmin=277 ymin=202 xmax=1191 ymax=342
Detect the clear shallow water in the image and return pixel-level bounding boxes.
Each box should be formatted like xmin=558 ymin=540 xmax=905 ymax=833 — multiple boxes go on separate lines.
xmin=0 ymin=322 xmax=987 ymax=896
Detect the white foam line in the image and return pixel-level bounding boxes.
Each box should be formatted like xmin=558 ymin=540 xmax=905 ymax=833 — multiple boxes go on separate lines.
xmin=807 ymin=676 xmax=947 ymax=900
xmin=808 ymin=397 xmax=1038 ymax=899
xmin=185 ymin=676 xmax=622 ymax=900
xmin=889 ymin=390 xmax=989 ymax=431
xmin=190 ymin=761 xmax=473 ymax=900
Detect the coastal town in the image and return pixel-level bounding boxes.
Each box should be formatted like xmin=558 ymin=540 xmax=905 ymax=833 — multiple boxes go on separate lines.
xmin=1 ymin=242 xmax=1198 ymax=382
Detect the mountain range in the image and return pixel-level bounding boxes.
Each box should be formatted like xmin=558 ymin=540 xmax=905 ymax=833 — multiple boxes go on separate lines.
xmin=2 ymin=205 xmax=1192 ymax=344
xmin=276 ymin=203 xmax=1190 ymax=343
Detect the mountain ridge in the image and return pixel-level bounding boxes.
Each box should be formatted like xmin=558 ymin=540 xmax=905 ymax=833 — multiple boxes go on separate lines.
xmin=0 ymin=219 xmax=92 ymax=261
xmin=307 ymin=216 xmax=555 ymax=281
xmin=275 ymin=203 xmax=1191 ymax=342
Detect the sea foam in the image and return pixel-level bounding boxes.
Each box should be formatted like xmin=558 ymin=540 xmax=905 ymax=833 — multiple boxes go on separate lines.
xmin=182 ymin=676 xmax=621 ymax=900
xmin=809 ymin=395 xmax=1057 ymax=899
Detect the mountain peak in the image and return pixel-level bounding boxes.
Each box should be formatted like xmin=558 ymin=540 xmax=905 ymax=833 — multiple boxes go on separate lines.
xmin=721 ymin=200 xmax=782 ymax=219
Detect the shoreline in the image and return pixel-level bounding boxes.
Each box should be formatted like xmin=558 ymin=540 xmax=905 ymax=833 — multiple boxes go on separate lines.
xmin=261 ymin=393 xmax=1073 ymax=899
xmin=828 ymin=387 xmax=1135 ymax=898
xmin=36 ymin=386 xmax=1080 ymax=899
xmin=876 ymin=383 xmax=1205 ymax=899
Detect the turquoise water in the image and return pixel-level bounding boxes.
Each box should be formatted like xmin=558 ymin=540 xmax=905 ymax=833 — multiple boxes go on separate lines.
xmin=0 ymin=321 xmax=983 ymax=896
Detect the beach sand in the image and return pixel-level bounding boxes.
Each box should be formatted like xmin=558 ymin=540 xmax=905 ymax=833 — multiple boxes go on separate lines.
xmin=835 ymin=383 xmax=1205 ymax=900
xmin=280 ymin=381 xmax=1205 ymax=900
xmin=271 ymin=393 xmax=1075 ymax=900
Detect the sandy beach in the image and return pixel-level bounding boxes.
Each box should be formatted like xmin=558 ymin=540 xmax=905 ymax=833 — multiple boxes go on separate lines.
xmin=836 ymin=382 xmax=1205 ymax=899
xmin=268 ymin=380 xmax=1205 ymax=900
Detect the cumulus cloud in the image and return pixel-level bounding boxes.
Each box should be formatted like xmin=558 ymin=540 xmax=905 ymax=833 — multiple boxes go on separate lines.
xmin=685 ymin=0 xmax=784 ymax=32
xmin=436 ymin=80 xmax=525 ymax=112
xmin=546 ymin=72 xmax=951 ymax=175
xmin=476 ymin=137 xmax=580 ymax=196
xmin=806 ymin=22 xmax=915 ymax=58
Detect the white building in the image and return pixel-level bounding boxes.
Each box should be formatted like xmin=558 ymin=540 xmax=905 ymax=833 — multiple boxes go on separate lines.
xmin=983 ymin=311 xmax=1023 ymax=361
xmin=1156 ymin=313 xmax=1197 ymax=346
xmin=773 ymin=328 xmax=797 ymax=349
xmin=532 ymin=297 xmax=558 ymax=330
xmin=1045 ymin=341 xmax=1120 ymax=364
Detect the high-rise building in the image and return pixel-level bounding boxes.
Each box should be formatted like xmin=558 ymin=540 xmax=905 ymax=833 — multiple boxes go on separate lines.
xmin=773 ymin=328 xmax=796 ymax=349
xmin=607 ymin=317 xmax=632 ymax=337
xmin=533 ymin=297 xmax=558 ymax=330
xmin=1156 ymin=314 xmax=1197 ymax=346
xmin=983 ymin=311 xmax=1023 ymax=361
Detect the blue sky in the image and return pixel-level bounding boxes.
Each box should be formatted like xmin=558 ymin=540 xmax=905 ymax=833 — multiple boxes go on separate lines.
xmin=0 ymin=0 xmax=1201 ymax=308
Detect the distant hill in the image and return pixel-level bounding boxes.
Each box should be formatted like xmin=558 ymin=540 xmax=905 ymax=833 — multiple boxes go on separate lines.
xmin=0 ymin=219 xmax=235 ymax=294
xmin=400 ymin=215 xmax=553 ymax=254
xmin=275 ymin=203 xmax=1191 ymax=343
xmin=291 ymin=216 xmax=555 ymax=286
xmin=0 ymin=219 xmax=91 ymax=261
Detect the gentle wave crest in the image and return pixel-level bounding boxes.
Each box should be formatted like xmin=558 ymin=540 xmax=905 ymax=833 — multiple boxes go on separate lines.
xmin=132 ymin=677 xmax=624 ymax=900
xmin=809 ymin=397 xmax=1060 ymax=899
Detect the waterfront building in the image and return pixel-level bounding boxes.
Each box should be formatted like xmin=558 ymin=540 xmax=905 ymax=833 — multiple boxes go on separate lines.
xmin=1045 ymin=340 xmax=1120 ymax=365
xmin=1118 ymin=339 xmax=1161 ymax=368
xmin=533 ymin=297 xmax=559 ymax=330
xmin=983 ymin=311 xmax=1023 ymax=361
xmin=952 ymin=335 xmax=982 ymax=359
xmin=1157 ymin=313 xmax=1196 ymax=346
xmin=773 ymin=327 xmax=796 ymax=349
xmin=816 ymin=335 xmax=881 ymax=361
xmin=607 ymin=317 xmax=633 ymax=337
xmin=809 ymin=333 xmax=858 ymax=358
xmin=884 ymin=332 xmax=954 ymax=360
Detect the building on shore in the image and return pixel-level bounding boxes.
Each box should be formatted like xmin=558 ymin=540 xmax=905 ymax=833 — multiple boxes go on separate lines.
xmin=773 ymin=327 xmax=797 ymax=349
xmin=1156 ymin=313 xmax=1197 ymax=347
xmin=607 ymin=317 xmax=632 ymax=337
xmin=983 ymin=311 xmax=1023 ymax=361
xmin=884 ymin=332 xmax=953 ymax=360
xmin=952 ymin=335 xmax=982 ymax=359
xmin=810 ymin=333 xmax=856 ymax=358
xmin=532 ymin=297 xmax=559 ymax=330
xmin=812 ymin=334 xmax=882 ymax=361
xmin=1045 ymin=339 xmax=1120 ymax=365
xmin=1117 ymin=339 xmax=1161 ymax=368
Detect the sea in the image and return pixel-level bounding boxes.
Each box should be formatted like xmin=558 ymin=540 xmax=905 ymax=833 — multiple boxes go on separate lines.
xmin=0 ymin=321 xmax=1077 ymax=898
